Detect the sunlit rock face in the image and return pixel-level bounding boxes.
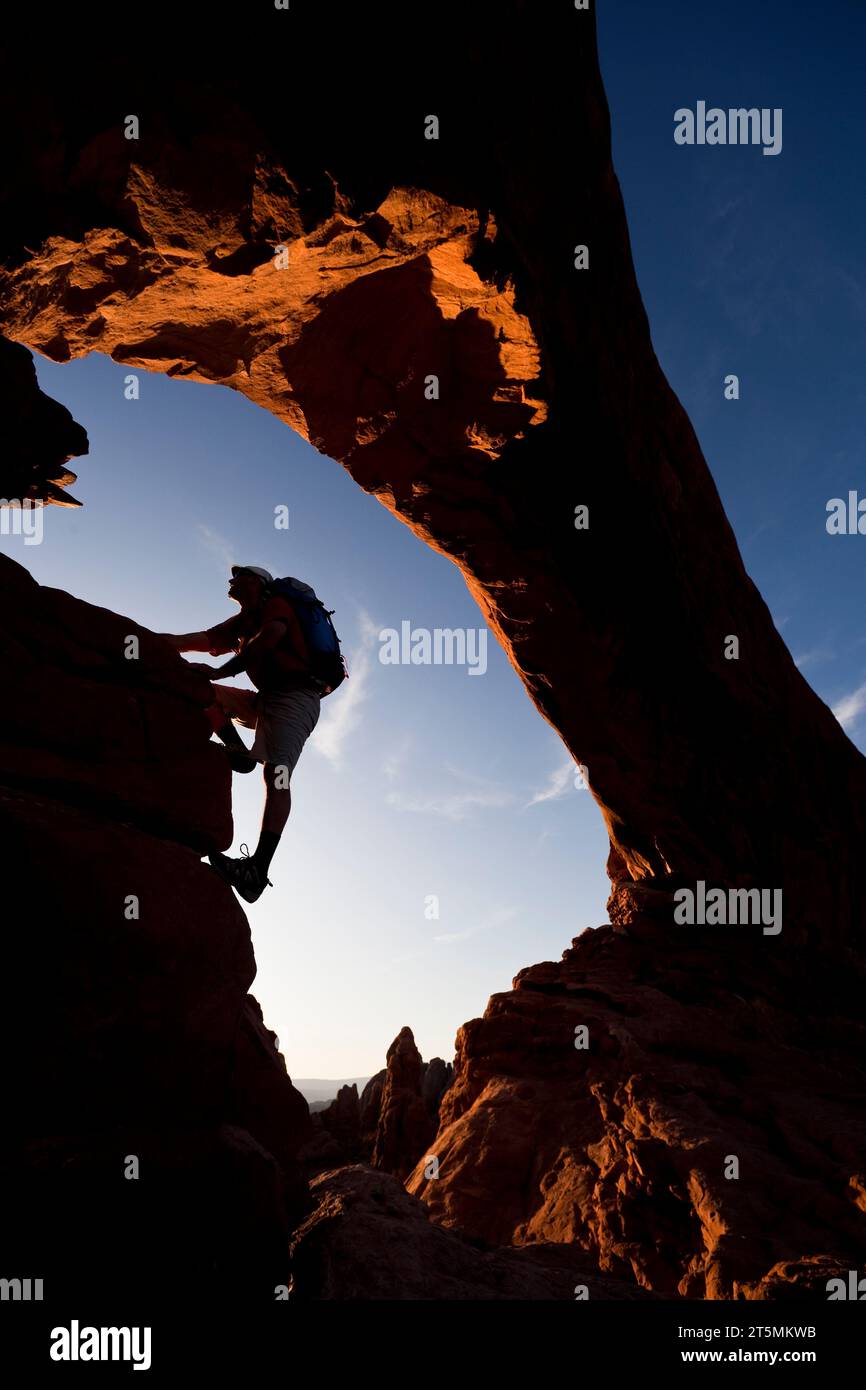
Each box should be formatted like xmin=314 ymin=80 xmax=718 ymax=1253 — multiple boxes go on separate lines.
xmin=407 ymin=924 xmax=866 ymax=1298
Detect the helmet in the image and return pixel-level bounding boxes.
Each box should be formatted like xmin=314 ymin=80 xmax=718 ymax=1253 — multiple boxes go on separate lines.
xmin=230 ymin=565 xmax=273 ymax=586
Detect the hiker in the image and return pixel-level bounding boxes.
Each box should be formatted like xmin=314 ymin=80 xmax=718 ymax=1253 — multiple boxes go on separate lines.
xmin=161 ymin=564 xmax=343 ymax=903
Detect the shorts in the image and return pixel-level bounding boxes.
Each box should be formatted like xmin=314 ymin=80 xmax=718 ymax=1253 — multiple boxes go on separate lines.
xmin=211 ymin=682 xmax=321 ymax=776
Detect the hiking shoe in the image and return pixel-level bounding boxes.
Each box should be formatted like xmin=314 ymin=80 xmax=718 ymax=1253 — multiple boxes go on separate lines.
xmin=208 ymin=844 xmax=272 ymax=903
xmin=221 ymin=745 xmax=256 ymax=774
xmin=215 ymin=726 xmax=256 ymax=773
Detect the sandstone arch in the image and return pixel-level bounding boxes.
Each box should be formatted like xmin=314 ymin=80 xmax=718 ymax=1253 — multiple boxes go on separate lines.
xmin=4 ymin=7 xmax=863 ymax=946
xmin=2 ymin=3 xmax=865 ymax=1301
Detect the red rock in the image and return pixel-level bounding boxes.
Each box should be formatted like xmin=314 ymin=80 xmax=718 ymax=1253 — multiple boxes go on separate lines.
xmin=2 ymin=5 xmax=865 ymax=1304
xmin=289 ymin=1165 xmax=657 ymax=1301
xmin=371 ymin=1027 xmax=442 ymax=1181
xmin=407 ymin=924 xmax=866 ymax=1298
xmin=2 ymin=13 xmax=865 ymax=941
xmin=304 ymin=1033 xmax=453 ymax=1176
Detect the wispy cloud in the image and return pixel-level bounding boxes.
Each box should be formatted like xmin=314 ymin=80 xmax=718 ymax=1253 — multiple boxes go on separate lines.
xmin=383 ymin=735 xmax=412 ymax=782
xmin=196 ymin=522 xmax=236 ymax=573
xmin=385 ymin=762 xmax=514 ymax=820
xmin=793 ymin=645 xmax=835 ymax=672
xmin=385 ymin=782 xmax=514 ymax=821
xmin=833 ymin=680 xmax=866 ymax=732
xmin=526 ymin=753 xmax=578 ymax=807
xmin=432 ymin=905 xmax=520 ymax=945
xmin=311 ymin=609 xmax=377 ymax=768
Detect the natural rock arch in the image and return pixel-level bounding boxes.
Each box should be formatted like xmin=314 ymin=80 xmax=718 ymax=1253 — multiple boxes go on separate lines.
xmin=3 ymin=6 xmax=863 ymax=950
xmin=3 ymin=3 xmax=866 ymax=1304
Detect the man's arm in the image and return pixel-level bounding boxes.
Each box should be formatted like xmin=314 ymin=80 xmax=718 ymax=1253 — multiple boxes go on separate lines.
xmin=209 ymin=619 xmax=288 ymax=677
xmin=160 ymin=631 xmax=212 ymax=652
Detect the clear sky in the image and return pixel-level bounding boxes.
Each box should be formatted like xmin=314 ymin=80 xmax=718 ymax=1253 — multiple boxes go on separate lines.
xmin=3 ymin=0 xmax=864 ymax=1077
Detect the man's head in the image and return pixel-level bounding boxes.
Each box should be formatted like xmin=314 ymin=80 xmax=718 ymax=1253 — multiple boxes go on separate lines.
xmin=228 ymin=565 xmax=273 ymax=609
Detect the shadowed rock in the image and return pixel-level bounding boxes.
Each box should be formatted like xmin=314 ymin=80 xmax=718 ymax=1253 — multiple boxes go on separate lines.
xmin=304 ymin=1030 xmax=453 ymax=1177
xmin=0 ymin=333 xmax=87 ymax=504
xmin=0 ymin=554 xmax=312 ymax=1302
xmin=289 ymin=1165 xmax=659 ymax=1301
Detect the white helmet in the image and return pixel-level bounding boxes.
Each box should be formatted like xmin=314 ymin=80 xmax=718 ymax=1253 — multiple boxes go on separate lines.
xmin=231 ymin=564 xmax=274 ymax=587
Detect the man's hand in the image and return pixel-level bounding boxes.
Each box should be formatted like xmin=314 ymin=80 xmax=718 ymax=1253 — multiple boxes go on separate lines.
xmin=185 ymin=661 xmax=217 ymax=677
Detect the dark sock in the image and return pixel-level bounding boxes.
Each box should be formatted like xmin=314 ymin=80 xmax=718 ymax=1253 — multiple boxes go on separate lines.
xmin=253 ymin=830 xmax=281 ymax=876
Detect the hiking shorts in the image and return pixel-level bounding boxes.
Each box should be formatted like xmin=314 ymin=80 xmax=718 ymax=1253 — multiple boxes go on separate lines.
xmin=211 ymin=683 xmax=321 ymax=776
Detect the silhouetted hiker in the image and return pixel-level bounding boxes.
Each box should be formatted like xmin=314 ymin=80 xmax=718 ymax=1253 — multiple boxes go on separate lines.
xmin=162 ymin=564 xmax=345 ymax=903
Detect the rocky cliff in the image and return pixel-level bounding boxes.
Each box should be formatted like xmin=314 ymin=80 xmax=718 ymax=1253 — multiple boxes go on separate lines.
xmin=0 ymin=553 xmax=312 ymax=1303
xmin=406 ymin=924 xmax=866 ymax=1298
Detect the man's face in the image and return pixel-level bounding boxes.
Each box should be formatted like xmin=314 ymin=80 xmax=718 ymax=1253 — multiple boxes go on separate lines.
xmin=228 ymin=571 xmax=265 ymax=607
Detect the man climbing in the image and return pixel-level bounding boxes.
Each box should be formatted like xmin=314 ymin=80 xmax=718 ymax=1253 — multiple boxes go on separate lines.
xmin=162 ymin=565 xmax=322 ymax=903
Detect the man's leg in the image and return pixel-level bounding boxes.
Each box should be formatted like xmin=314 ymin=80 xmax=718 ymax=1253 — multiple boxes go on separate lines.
xmin=208 ymin=764 xmax=289 ymax=902
xmin=207 ymin=684 xmax=257 ymax=772
xmin=207 ymin=690 xmax=319 ymax=903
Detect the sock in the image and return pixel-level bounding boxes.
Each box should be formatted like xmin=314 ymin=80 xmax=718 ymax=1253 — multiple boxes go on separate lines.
xmin=253 ymin=830 xmax=281 ymax=876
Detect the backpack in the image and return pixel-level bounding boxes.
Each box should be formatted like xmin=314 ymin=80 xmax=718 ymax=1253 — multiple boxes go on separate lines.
xmin=269 ymin=576 xmax=348 ymax=696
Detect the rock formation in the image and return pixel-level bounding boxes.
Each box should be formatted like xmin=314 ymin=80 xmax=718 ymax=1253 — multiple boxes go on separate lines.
xmin=1 ymin=3 xmax=865 ymax=1302
xmin=359 ymin=1070 xmax=387 ymax=1153
xmin=1 ymin=333 xmax=86 ymax=505
xmin=2 ymin=5 xmax=863 ymax=942
xmin=407 ymin=925 xmax=866 ymax=1298
xmin=289 ymin=1166 xmax=660 ymax=1301
xmin=370 ymin=1028 xmax=452 ymax=1180
xmin=0 ymin=553 xmax=312 ymax=1302
xmin=302 ymin=1029 xmax=453 ymax=1177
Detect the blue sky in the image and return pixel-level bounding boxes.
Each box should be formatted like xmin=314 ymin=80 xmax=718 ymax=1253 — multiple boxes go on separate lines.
xmin=3 ymin=1 xmax=864 ymax=1075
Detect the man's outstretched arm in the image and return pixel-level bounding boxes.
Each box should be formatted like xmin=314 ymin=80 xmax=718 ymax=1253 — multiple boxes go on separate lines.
xmin=160 ymin=631 xmax=213 ymax=652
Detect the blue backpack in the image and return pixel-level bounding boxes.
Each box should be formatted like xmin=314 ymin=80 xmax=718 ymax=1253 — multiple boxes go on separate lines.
xmin=269 ymin=576 xmax=348 ymax=696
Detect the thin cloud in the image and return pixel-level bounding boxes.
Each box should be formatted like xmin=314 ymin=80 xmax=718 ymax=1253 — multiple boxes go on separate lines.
xmin=383 ymin=735 xmax=412 ymax=782
xmin=385 ymin=783 xmax=514 ymax=821
xmin=526 ymin=753 xmax=578 ymax=807
xmin=432 ymin=905 xmax=520 ymax=945
xmin=385 ymin=759 xmax=515 ymax=821
xmin=833 ymin=680 xmax=866 ymax=732
xmin=196 ymin=522 xmax=236 ymax=573
xmin=310 ymin=609 xmax=377 ymax=768
xmin=793 ymin=645 xmax=835 ymax=672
